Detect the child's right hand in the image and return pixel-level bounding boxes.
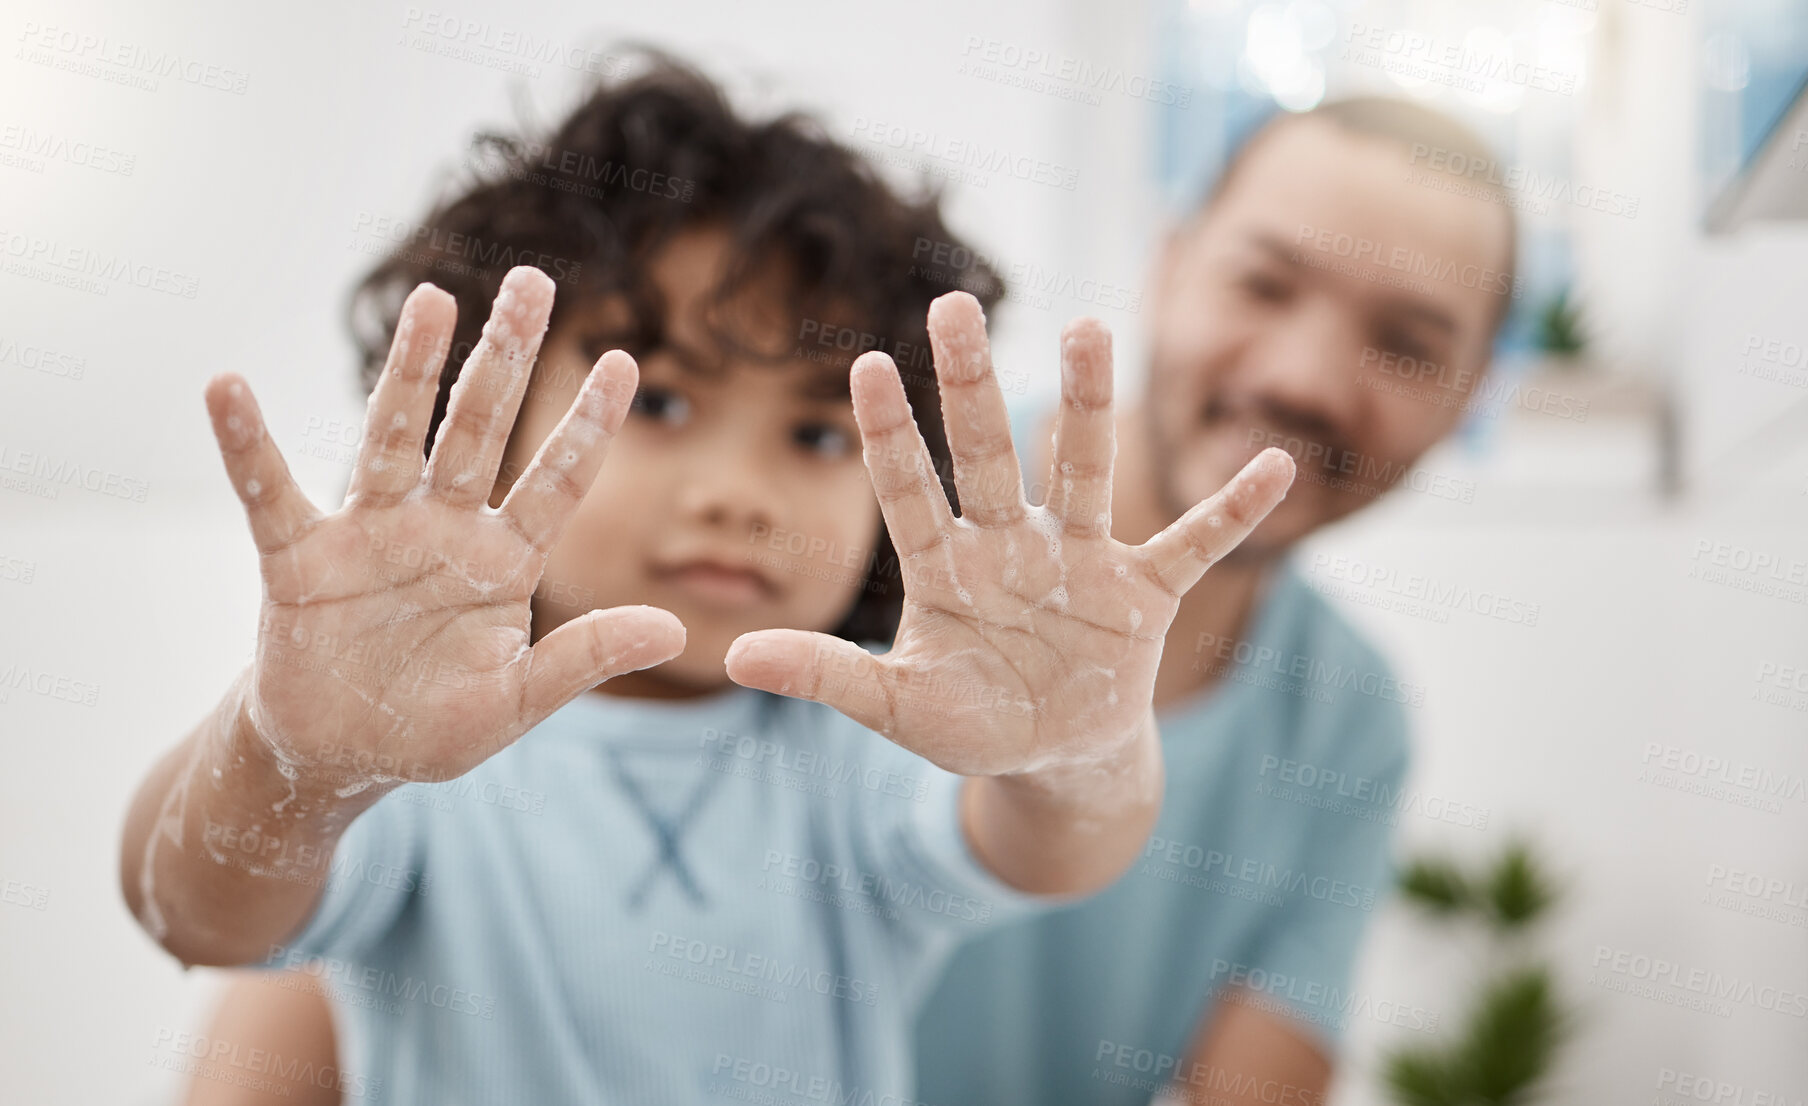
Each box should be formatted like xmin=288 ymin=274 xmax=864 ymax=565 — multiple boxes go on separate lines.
xmin=203 ymin=266 xmax=684 ymax=789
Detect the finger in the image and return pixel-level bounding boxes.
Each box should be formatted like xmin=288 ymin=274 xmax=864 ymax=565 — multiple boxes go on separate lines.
xmin=1045 ymin=317 xmax=1115 ymax=536
xmin=851 ymin=351 xmax=954 ymax=559
xmin=1141 ymin=447 xmax=1296 ymax=595
xmin=344 ymin=283 xmax=457 ymax=506
xmin=204 ymin=373 xmax=323 ymax=556
xmin=725 ymin=630 xmax=899 ymax=737
xmin=519 ymin=605 xmax=686 ymax=722
xmin=425 ymin=266 xmax=555 ymax=509
xmin=499 ymin=350 xmax=639 ymax=554
xmin=927 ymin=292 xmax=1025 ymax=527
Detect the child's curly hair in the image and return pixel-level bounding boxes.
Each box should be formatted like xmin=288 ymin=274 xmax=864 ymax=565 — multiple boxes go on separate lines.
xmin=347 ymin=48 xmax=1005 ymax=645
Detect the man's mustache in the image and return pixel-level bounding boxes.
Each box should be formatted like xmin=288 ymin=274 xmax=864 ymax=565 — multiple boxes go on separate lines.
xmin=1202 ymin=393 xmax=1352 ymax=474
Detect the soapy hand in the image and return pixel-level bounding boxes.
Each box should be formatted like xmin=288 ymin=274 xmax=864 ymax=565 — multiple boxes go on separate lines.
xmin=204 ymin=266 xmax=683 ymax=790
xmin=725 ymin=291 xmax=1294 ymax=777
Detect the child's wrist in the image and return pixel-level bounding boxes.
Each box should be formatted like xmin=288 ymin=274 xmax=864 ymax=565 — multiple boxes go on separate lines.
xmin=215 ymin=667 xmax=387 ymax=816
xmin=997 ymin=706 xmax=1162 ymax=811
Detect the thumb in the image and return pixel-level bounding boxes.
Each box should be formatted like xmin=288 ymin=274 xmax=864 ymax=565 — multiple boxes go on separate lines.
xmin=521 ymin=605 xmax=686 ymax=721
xmin=725 ymin=629 xmax=897 ymax=736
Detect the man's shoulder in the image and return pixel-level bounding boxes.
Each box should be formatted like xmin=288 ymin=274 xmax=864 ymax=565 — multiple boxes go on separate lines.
xmin=1280 ymin=561 xmax=1399 ymax=680
xmin=1270 ymin=561 xmax=1414 ymax=771
xmin=1164 ymin=561 xmax=1412 ymax=777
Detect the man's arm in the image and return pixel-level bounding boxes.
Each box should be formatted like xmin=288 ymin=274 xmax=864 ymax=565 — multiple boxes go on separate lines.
xmin=1157 ymin=996 xmax=1332 ymax=1106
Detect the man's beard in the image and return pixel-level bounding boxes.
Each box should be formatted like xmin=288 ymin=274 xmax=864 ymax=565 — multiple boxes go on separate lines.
xmin=1141 ymin=400 xmax=1283 ymax=568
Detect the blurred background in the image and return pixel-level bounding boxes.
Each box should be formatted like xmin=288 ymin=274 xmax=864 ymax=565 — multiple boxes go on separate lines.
xmin=1 ymin=0 xmax=1804 ymax=1101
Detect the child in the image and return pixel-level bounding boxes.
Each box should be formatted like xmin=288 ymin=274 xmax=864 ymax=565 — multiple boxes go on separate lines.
xmin=122 ymin=56 xmax=1294 ymax=1104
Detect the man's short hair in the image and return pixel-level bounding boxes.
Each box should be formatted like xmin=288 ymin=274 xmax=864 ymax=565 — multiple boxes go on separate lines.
xmin=1200 ymin=97 xmax=1519 ymax=337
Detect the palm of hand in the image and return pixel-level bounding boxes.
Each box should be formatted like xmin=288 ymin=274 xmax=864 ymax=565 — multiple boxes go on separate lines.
xmin=870 ymin=512 xmax=1176 ymax=776
xmin=206 ymin=268 xmax=683 ymax=786
xmin=726 ymin=293 xmax=1294 ymax=777
xmin=250 ymin=497 xmax=545 ymax=783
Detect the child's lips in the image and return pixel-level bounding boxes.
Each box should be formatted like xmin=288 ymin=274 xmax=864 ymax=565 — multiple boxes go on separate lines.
xmin=650 ymin=557 xmax=779 ymax=608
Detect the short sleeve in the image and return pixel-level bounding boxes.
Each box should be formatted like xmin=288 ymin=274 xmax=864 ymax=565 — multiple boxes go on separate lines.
xmin=1232 ymin=709 xmax=1411 ymax=1055
xmin=839 ymin=722 xmax=1063 ymax=944
xmin=256 ymin=783 xmax=428 ymax=971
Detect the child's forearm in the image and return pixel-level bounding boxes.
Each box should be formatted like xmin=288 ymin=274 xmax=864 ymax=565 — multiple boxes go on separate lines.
xmin=961 ymin=706 xmax=1164 ymax=896
xmin=119 ymin=666 xmax=394 ymax=967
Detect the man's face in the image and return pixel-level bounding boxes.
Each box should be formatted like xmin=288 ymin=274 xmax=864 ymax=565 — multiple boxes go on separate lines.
xmin=1144 ymin=116 xmax=1511 ymax=556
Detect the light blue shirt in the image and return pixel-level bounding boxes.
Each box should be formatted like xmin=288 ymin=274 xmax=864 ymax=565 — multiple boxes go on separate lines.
xmin=261 ymin=680 xmax=1045 ymax=1104
xmin=912 ymin=402 xmax=1414 ymax=1105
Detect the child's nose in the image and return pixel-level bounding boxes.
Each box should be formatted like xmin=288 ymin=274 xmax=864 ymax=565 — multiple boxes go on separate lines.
xmin=674 ymin=447 xmax=781 ymax=535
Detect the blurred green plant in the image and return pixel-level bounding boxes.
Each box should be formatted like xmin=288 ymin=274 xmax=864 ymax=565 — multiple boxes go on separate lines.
xmin=1382 ymin=839 xmax=1572 ymax=1106
xmin=1533 ymin=288 xmax=1587 ymax=360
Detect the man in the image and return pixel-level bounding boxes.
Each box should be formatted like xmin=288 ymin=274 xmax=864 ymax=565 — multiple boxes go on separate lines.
xmin=914 ymin=97 xmax=1516 ymax=1105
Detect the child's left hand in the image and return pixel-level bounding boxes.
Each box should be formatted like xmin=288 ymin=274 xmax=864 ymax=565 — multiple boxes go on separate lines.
xmin=725 ymin=291 xmax=1294 ymax=778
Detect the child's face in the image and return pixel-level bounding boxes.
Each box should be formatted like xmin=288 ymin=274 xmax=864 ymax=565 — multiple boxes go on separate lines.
xmin=489 ymin=227 xmax=881 ymax=698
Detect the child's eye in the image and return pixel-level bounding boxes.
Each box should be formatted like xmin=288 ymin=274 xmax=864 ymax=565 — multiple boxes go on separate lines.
xmin=1375 ymin=326 xmax=1433 ymax=365
xmin=794 ymin=422 xmax=853 ymax=459
xmin=1236 ymin=269 xmax=1291 ymax=304
xmin=630 ymin=386 xmax=691 ymax=426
